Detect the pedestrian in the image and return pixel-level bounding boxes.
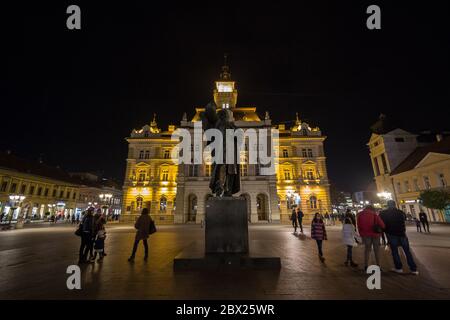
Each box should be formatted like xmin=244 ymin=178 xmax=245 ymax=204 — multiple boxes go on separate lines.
xmin=128 ymin=208 xmax=153 ymax=262
xmin=342 ymin=217 xmax=358 ymax=267
xmin=71 ymin=214 xmax=76 ymax=224
xmin=311 ymin=212 xmax=327 ymax=262
xmin=357 ymin=205 xmax=385 ymax=271
xmin=297 ymin=207 xmax=304 ymax=234
xmin=78 ymin=208 xmax=95 ymax=264
xmin=380 ymin=200 xmax=419 ymax=275
xmin=413 ymin=217 xmax=422 ymax=232
xmin=290 ymin=208 xmax=298 ymax=233
xmin=324 ymin=212 xmax=330 ymax=226
xmin=419 ymin=211 xmax=430 ymax=233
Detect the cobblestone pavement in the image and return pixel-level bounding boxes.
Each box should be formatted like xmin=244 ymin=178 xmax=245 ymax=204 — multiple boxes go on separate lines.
xmin=0 ymin=223 xmax=449 ymax=299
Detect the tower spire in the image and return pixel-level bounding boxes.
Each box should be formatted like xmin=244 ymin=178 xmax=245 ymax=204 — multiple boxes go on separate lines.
xmin=220 ymin=53 xmax=231 ymax=80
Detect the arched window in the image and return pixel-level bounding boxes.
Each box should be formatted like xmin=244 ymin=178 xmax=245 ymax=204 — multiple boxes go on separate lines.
xmin=160 ymin=196 xmax=167 ymax=212
xmin=284 ymin=169 xmax=291 ymax=180
xmin=309 ymin=196 xmax=317 ymax=209
xmin=164 ymin=150 xmax=170 ymax=159
xmin=161 ymin=169 xmax=169 ymax=181
xmin=305 ymin=168 xmax=315 ymax=180
xmin=136 ymin=197 xmax=143 ymax=210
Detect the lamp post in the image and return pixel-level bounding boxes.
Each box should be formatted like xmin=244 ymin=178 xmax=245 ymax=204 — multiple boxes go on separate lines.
xmin=8 ymin=195 xmax=26 ymax=228
xmin=99 ymin=193 xmax=112 ymax=218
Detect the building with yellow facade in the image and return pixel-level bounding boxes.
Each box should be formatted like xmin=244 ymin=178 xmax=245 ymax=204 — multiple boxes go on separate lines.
xmin=122 ymin=64 xmax=332 ymax=224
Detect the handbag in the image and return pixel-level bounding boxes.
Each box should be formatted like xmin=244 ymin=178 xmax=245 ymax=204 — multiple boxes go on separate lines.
xmin=372 ymin=214 xmax=383 ymax=233
xmin=149 ymin=219 xmax=157 ymax=235
xmin=75 ymin=223 xmax=83 ymax=237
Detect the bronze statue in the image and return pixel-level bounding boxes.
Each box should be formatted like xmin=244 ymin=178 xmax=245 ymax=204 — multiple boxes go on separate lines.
xmin=201 ymin=102 xmax=240 ymax=197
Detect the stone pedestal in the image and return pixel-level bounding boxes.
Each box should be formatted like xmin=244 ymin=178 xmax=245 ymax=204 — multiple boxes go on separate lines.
xmin=173 ymin=197 xmax=281 ymax=270
xmin=205 ymin=197 xmax=248 ymax=254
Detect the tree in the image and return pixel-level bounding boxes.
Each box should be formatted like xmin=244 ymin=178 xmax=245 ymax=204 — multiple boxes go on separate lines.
xmin=419 ymin=190 xmax=450 ymax=210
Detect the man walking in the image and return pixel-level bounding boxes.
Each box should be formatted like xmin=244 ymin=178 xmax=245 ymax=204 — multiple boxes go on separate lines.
xmin=380 ymin=201 xmax=419 ymax=275
xmin=297 ymin=207 xmax=304 ymax=234
xmin=357 ymin=205 xmax=385 ymax=271
xmin=290 ymin=208 xmax=298 ymax=233
xmin=419 ymin=211 xmax=430 ymax=233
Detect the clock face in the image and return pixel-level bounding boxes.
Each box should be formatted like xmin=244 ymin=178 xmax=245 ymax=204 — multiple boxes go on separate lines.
xmin=217 ymin=82 xmax=233 ymax=92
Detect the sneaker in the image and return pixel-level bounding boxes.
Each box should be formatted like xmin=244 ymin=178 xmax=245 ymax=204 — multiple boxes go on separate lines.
xmin=391 ymin=268 xmax=403 ymax=274
xmin=410 ymin=270 xmax=419 ymax=275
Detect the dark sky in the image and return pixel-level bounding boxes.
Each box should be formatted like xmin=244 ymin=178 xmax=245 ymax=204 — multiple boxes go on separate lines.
xmin=2 ymin=1 xmax=449 ymax=192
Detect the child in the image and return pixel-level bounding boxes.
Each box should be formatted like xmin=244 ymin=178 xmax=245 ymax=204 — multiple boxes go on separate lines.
xmin=414 ymin=217 xmax=422 ymax=233
xmin=93 ymin=227 xmax=106 ymax=261
xmin=342 ymin=217 xmax=358 ymax=267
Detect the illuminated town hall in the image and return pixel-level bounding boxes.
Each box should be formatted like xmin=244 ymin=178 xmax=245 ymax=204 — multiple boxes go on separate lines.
xmin=121 ymin=64 xmax=332 ymax=224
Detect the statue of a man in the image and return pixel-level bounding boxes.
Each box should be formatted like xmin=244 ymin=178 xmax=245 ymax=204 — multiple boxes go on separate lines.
xmin=201 ymin=102 xmax=240 ymax=197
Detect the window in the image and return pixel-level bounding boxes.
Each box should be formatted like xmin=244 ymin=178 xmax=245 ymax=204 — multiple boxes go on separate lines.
xmin=66 ymin=191 xmax=70 ymax=199
xmin=301 ymin=149 xmax=307 ymax=157
xmin=1 ymin=181 xmax=7 ymax=192
xmin=59 ymin=190 xmax=64 ymax=198
xmin=404 ymin=180 xmax=410 ymax=193
xmin=136 ymin=196 xmax=143 ymax=210
xmin=10 ymin=183 xmax=17 ymax=193
xmin=423 ymin=176 xmax=431 ymax=189
xmin=44 ymin=188 xmax=49 ymax=197
xmin=160 ymin=196 xmax=167 ymax=212
xmin=305 ymin=168 xmax=315 ymax=180
xmin=282 ymin=149 xmax=288 ymax=158
xmin=439 ymin=173 xmax=447 ymax=187
xmin=380 ymin=153 xmax=389 ymax=173
xmin=164 ymin=150 xmax=170 ymax=159
xmin=374 ymin=141 xmax=379 ymax=147
xmin=307 ymin=148 xmax=313 ymax=158
xmin=29 ymin=186 xmax=35 ymax=195
xmin=373 ymin=157 xmax=381 ymax=176
xmin=162 ymin=169 xmax=169 ymax=181
xmin=138 ymin=171 xmax=146 ymax=181
xmin=144 ymin=150 xmax=150 ymax=159
xmin=309 ymin=196 xmax=317 ymax=209
xmin=413 ymin=178 xmax=420 ymax=191
xmin=284 ymin=169 xmax=291 ymax=180
xmin=37 ymin=187 xmax=42 ymax=196
xmin=52 ymin=189 xmax=57 ymax=197
xmin=72 ymin=192 xmax=76 ymax=200
xmin=20 ymin=185 xmax=26 ymax=194
xmin=395 ymin=137 xmax=405 ymax=142
xmin=188 ymin=165 xmax=199 ymax=177
xmin=396 ymin=182 xmax=402 ymax=193
xmin=302 ymin=128 xmax=308 ymax=136
xmin=139 ymin=150 xmax=144 ymax=159
xmin=301 ymin=148 xmax=313 ymax=158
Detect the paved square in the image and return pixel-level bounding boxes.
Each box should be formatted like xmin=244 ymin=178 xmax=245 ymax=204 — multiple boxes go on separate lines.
xmin=0 ymin=223 xmax=449 ymax=299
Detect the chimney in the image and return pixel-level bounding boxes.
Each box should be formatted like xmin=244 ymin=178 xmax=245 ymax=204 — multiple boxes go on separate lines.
xmin=436 ymin=134 xmax=443 ymax=142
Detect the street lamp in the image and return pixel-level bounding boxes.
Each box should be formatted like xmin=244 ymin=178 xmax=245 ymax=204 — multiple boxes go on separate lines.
xmin=8 ymin=194 xmax=26 ymax=227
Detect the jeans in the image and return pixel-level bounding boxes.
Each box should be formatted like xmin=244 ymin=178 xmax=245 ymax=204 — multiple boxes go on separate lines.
xmin=130 ymin=238 xmax=148 ymax=258
xmin=298 ymin=220 xmax=303 ymax=233
xmin=316 ymin=240 xmax=323 ymax=257
xmin=421 ymin=220 xmax=430 ymax=233
xmin=362 ymin=236 xmax=380 ymax=267
xmin=346 ymin=245 xmax=353 ymax=262
xmin=387 ymin=235 xmax=417 ymax=272
xmin=79 ymin=232 xmax=93 ymax=262
xmin=292 ymin=220 xmax=298 ymax=232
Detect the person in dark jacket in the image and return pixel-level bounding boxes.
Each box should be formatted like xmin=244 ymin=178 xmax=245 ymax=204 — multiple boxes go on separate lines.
xmin=380 ymin=200 xmax=419 ymax=275
xmin=128 ymin=208 xmax=153 ymax=262
xmin=78 ymin=208 xmax=95 ymax=264
xmin=419 ymin=211 xmax=430 ymax=233
xmin=290 ymin=208 xmax=298 ymax=233
xmin=297 ymin=208 xmax=304 ymax=233
xmin=311 ymin=213 xmax=327 ymax=262
xmin=413 ymin=217 xmax=422 ymax=232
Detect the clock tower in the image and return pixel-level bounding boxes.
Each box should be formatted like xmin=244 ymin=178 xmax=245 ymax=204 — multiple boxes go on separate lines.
xmin=213 ymin=55 xmax=238 ymax=109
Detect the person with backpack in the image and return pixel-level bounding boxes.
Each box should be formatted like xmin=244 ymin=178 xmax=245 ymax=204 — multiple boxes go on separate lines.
xmin=128 ymin=208 xmax=153 ymax=262
xmin=357 ymin=205 xmax=385 ymax=271
xmin=380 ymin=200 xmax=419 ymax=275
xmin=311 ymin=213 xmax=327 ymax=262
xmin=78 ymin=208 xmax=95 ymax=264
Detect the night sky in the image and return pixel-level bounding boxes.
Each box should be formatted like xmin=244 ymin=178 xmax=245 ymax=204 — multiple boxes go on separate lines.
xmin=2 ymin=1 xmax=449 ymax=192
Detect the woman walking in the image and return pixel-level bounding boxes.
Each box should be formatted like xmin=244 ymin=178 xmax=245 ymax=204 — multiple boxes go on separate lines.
xmin=311 ymin=213 xmax=327 ymax=262
xmin=128 ymin=208 xmax=153 ymax=262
